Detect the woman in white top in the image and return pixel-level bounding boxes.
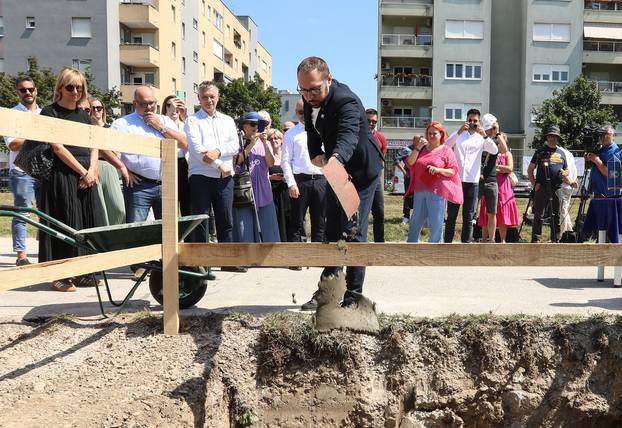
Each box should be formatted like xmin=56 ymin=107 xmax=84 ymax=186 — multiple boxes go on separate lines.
xmin=162 ymin=95 xmax=191 ymax=216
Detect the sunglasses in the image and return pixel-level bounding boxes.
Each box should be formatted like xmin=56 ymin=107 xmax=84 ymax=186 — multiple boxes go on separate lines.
xmin=65 ymin=84 xmax=83 ymax=93
xmin=244 ymin=122 xmax=258 ymax=127
xmin=91 ymin=106 xmax=104 ymax=112
xmin=18 ymin=87 xmax=36 ymax=94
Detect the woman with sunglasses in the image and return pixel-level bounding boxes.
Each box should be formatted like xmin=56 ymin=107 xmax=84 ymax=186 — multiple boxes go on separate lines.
xmin=162 ymin=95 xmax=191 ymax=217
xmin=37 ymin=67 xmax=106 ymax=292
xmin=89 ymin=96 xmax=128 ymax=225
xmin=266 ymin=128 xmax=290 ymax=242
xmin=232 ymin=111 xmax=281 ymax=243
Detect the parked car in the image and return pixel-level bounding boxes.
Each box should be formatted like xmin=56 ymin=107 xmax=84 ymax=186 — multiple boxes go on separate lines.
xmin=513 ymin=175 xmax=532 ymax=198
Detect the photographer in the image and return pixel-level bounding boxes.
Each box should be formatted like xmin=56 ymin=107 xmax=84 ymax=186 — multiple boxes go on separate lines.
xmin=585 ymin=125 xmax=619 ymax=197
xmin=527 ymin=126 xmax=570 ymax=243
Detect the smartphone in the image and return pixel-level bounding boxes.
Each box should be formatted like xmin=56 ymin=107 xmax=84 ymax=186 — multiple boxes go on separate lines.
xmin=258 ymin=119 xmax=269 ymax=133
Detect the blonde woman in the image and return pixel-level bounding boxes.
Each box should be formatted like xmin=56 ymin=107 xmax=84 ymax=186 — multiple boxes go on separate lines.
xmin=89 ymin=96 xmax=128 ymax=225
xmin=37 ymin=68 xmax=106 ymax=291
xmin=267 ymin=128 xmax=288 ymax=241
xmin=162 ymin=94 xmax=191 ymax=216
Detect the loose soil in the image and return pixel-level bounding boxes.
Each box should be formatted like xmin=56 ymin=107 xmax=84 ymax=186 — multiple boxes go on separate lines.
xmin=1 ymin=312 xmax=622 ymax=427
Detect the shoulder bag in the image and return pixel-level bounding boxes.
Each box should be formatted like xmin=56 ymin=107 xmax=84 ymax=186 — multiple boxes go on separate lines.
xmin=14 ymin=108 xmax=56 ymax=181
xmin=233 ymin=134 xmax=256 ymax=208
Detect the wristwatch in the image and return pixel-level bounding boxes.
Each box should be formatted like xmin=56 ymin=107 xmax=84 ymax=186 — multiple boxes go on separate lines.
xmin=158 ymin=126 xmax=167 ymax=135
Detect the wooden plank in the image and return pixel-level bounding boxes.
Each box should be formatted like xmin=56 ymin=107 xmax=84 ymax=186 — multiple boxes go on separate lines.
xmin=161 ymin=139 xmax=179 ymax=336
xmin=0 ymin=107 xmax=160 ymax=156
xmin=0 ymin=244 xmax=162 ymax=292
xmin=178 ymin=243 xmax=622 ymax=267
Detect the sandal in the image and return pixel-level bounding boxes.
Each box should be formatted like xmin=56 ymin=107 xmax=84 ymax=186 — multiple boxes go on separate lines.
xmin=51 ymin=279 xmax=77 ymax=292
xmin=73 ymin=274 xmax=103 ymax=288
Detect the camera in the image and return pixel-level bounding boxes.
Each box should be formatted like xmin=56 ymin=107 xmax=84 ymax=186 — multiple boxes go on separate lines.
xmin=469 ymin=123 xmax=478 ymax=130
xmin=582 ymin=125 xmax=604 ymax=155
xmin=258 ymin=119 xmax=270 ymax=133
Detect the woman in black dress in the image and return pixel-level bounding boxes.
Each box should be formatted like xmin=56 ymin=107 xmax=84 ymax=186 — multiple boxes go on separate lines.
xmin=38 ymin=67 xmax=106 ymax=292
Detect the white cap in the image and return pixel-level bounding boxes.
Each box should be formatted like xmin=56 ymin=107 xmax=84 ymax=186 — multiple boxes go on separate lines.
xmin=481 ymin=113 xmax=497 ymax=131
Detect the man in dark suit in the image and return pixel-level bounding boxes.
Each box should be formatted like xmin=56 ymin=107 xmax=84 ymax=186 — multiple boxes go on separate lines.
xmin=297 ymin=56 xmax=383 ymax=310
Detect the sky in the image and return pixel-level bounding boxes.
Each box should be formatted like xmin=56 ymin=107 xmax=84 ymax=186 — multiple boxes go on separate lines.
xmin=224 ymin=0 xmax=378 ymax=108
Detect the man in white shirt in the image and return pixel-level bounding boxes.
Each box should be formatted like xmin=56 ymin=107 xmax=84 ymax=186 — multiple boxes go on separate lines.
xmin=185 ymin=81 xmax=247 ymax=273
xmin=110 ymin=86 xmax=186 ymax=223
xmin=444 ymin=108 xmax=499 ymax=243
xmin=281 ymin=99 xmax=326 ymax=244
xmin=3 ymin=76 xmax=41 ymax=266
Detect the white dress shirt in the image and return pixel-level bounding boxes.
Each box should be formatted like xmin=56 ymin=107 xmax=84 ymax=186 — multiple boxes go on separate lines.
xmin=185 ymin=109 xmax=239 ymax=179
xmin=281 ymin=123 xmax=323 ymax=188
xmin=445 ymin=130 xmax=499 ymax=183
xmin=111 ymin=112 xmax=176 ymax=181
xmin=4 ymin=103 xmax=42 ymax=172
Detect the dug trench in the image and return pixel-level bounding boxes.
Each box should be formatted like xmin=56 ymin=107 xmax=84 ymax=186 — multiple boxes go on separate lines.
xmin=0 ymin=312 xmax=621 ymax=427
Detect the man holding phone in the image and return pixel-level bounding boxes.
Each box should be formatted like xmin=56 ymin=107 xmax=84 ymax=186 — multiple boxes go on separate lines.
xmin=444 ymin=108 xmax=499 ymax=243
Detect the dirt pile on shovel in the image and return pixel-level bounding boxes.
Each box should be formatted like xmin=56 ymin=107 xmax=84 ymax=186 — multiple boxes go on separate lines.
xmin=1 ymin=313 xmax=622 ymax=427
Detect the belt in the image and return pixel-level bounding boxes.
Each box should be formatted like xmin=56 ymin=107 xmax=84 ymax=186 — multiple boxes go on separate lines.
xmin=132 ymin=172 xmax=162 ymax=185
xmin=295 ymin=173 xmax=325 ymax=180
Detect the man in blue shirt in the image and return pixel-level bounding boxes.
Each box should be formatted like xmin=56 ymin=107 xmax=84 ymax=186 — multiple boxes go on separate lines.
xmin=586 ymin=125 xmax=620 ymax=197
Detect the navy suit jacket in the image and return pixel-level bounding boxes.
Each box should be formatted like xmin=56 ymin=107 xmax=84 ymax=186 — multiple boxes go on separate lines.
xmin=304 ymin=79 xmax=383 ymax=189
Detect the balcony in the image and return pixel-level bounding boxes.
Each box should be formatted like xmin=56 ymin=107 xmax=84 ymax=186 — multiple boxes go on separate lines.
xmin=583 ymin=40 xmax=622 ymax=64
xmin=120 ymin=82 xmax=159 ymax=103
xmin=591 ymin=80 xmax=622 ymax=104
xmin=120 ymin=1 xmax=159 ymax=29
xmin=381 ymin=34 xmax=433 ymax=58
xmin=585 ymin=1 xmax=622 ymax=11
xmin=381 ymin=0 xmax=433 ymax=17
xmin=379 ymin=75 xmax=432 ymax=99
xmin=380 ymin=116 xmax=431 ymax=140
xmin=120 ymin=43 xmax=160 ymax=67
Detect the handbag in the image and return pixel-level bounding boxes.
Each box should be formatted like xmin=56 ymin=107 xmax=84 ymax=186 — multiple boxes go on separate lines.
xmin=13 ymin=107 xmax=57 ymax=181
xmin=508 ymin=172 xmax=518 ymax=188
xmin=232 ymin=133 xmax=256 ymax=208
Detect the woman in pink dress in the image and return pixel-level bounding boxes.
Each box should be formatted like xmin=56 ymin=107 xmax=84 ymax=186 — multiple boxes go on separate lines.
xmin=479 ymin=151 xmax=520 ymax=242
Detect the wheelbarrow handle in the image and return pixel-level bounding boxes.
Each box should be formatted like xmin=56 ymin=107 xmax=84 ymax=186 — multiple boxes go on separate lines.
xmin=0 ymin=205 xmax=79 ymax=236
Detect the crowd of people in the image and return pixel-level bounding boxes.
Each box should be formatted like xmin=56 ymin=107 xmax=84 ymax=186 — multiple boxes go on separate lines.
xmin=3 ymin=59 xmax=619 ymax=307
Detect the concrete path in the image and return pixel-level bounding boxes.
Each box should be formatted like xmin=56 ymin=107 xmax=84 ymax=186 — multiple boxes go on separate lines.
xmin=1 ymin=238 xmax=621 ymax=320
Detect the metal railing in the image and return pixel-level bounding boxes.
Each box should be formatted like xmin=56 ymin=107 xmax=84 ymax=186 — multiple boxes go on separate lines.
xmin=585 ymin=1 xmax=622 ymax=10
xmin=591 ymin=80 xmax=622 ymax=93
xmin=121 ymin=82 xmax=158 ymax=88
xmin=381 ymin=76 xmax=432 ymax=87
xmin=382 ymin=0 xmax=433 ymax=4
xmin=583 ymin=40 xmax=622 ymax=52
xmin=121 ymin=0 xmax=158 ymax=7
xmin=381 ymin=116 xmax=431 ymax=129
xmin=381 ymin=34 xmax=433 ymax=46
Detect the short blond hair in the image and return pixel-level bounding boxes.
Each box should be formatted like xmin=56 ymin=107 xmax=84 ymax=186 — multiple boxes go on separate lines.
xmin=54 ymin=67 xmax=88 ymax=105
xmin=267 ymin=128 xmax=283 ymax=140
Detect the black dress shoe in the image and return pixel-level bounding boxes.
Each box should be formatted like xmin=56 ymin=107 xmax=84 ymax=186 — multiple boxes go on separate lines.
xmin=300 ymin=297 xmax=318 ymax=311
xmin=221 ymin=266 xmax=248 ymax=273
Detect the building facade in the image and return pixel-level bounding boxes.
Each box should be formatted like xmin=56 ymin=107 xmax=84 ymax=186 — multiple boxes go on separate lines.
xmin=0 ymin=0 xmax=272 ymax=114
xmin=378 ymin=0 xmax=622 ymax=158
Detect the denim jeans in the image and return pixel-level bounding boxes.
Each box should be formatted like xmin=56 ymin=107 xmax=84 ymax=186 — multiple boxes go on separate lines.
xmin=123 ymin=181 xmax=162 ymax=223
xmin=407 ymin=191 xmax=446 ymax=243
xmin=9 ymin=169 xmax=38 ymax=253
xmin=322 ymin=175 xmax=378 ymax=303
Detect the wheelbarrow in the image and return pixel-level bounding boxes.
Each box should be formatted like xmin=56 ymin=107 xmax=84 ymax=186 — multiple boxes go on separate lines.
xmin=0 ymin=205 xmax=210 ymax=317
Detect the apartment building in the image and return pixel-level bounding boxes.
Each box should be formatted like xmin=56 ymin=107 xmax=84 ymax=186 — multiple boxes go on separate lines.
xmin=0 ymin=0 xmax=271 ymax=114
xmin=378 ymin=0 xmax=622 ymax=158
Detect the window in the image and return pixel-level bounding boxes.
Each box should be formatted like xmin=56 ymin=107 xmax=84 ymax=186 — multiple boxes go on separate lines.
xmin=171 ymin=42 xmax=176 ymax=59
xmin=72 ymin=58 xmax=92 ymax=72
xmin=193 ymin=51 xmax=199 ymax=62
xmin=226 ymin=25 xmax=230 ymax=39
xmin=444 ymin=103 xmax=481 ymax=121
xmin=171 ymin=5 xmax=176 ymax=23
xmin=445 ymin=20 xmax=484 ymax=39
xmin=193 ymin=83 xmax=199 ymax=94
xmin=172 ymin=78 xmax=177 ymax=92
xmin=213 ymin=10 xmax=223 ymax=31
xmin=182 ymin=57 xmax=186 ymax=74
xmin=202 ymin=31 xmax=206 ymax=47
xmin=446 ymin=62 xmax=482 ymax=80
xmin=533 ymin=23 xmax=570 ymax=42
xmin=145 ymin=73 xmax=155 ymax=86
xmin=202 ymin=62 xmax=206 ymax=78
xmin=71 ymin=17 xmax=91 ymax=38
xmin=201 ymin=0 xmax=206 ymax=15
xmin=234 ymin=58 xmax=238 ymax=70
xmin=193 ymin=19 xmax=198 ymax=30
xmin=532 ymin=64 xmax=569 ymax=82
xmin=213 ymin=39 xmax=223 ymax=59
xmin=261 ymin=60 xmax=267 ymax=72
xmin=26 ymin=16 xmax=36 ymax=29
xmin=0 ymin=17 xmax=4 ymax=37
xmin=208 ymin=6 xmax=212 ymax=22
xmin=182 ymin=23 xmax=186 ymax=40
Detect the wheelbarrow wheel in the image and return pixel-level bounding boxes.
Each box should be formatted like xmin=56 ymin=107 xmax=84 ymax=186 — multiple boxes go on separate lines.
xmin=148 ymin=266 xmax=208 ymax=309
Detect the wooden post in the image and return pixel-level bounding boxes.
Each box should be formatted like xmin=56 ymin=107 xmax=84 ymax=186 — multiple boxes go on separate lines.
xmin=161 ymin=138 xmax=179 ymax=335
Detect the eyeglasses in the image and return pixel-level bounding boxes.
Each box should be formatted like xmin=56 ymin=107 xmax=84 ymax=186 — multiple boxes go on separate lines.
xmin=18 ymin=87 xmax=36 ymax=94
xmin=92 ymin=106 xmax=104 ymax=112
xmin=65 ymin=84 xmax=83 ymax=93
xmin=137 ymin=101 xmax=156 ymax=108
xmin=297 ymin=81 xmax=326 ymax=96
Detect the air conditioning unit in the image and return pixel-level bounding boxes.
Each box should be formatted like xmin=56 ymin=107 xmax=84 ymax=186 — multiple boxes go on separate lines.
xmin=381 ymin=99 xmax=392 ymax=107
xmin=382 ymin=61 xmax=391 ymax=70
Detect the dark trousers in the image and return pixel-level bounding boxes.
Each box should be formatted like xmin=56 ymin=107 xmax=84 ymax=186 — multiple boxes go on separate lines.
xmin=189 ymin=175 xmax=233 ymax=243
xmin=290 ymin=174 xmax=327 ymax=242
xmin=178 ymin=157 xmax=191 ymax=217
xmin=403 ymin=173 xmax=411 ymax=219
xmin=532 ymin=185 xmax=561 ymax=243
xmin=444 ymin=182 xmax=479 ymax=243
xmin=371 ymin=173 xmax=385 ymax=242
xmin=322 ymin=175 xmax=378 ymax=303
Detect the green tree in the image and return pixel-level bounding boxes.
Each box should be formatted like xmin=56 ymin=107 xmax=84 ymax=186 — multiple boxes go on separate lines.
xmin=532 ymin=75 xmax=617 ymax=150
xmin=215 ymin=74 xmax=282 ymax=128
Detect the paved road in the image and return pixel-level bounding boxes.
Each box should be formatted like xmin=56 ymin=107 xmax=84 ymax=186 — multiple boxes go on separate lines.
xmin=1 ymin=238 xmax=621 ymax=320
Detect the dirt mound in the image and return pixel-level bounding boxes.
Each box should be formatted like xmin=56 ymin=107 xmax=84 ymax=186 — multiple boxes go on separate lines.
xmin=1 ymin=313 xmax=622 ymax=427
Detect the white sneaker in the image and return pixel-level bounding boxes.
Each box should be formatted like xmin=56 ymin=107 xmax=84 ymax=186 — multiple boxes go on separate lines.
xmin=401 ymin=217 xmax=409 ymax=225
